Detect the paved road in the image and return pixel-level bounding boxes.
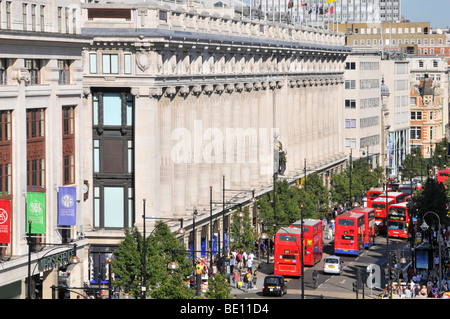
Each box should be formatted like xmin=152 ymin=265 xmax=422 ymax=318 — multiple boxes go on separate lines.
xmin=232 ymin=233 xmax=410 ymax=299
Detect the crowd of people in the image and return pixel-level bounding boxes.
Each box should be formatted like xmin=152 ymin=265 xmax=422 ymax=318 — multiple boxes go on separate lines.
xmin=384 ymin=225 xmax=450 ymax=298
xmin=229 ymin=249 xmax=258 ymax=293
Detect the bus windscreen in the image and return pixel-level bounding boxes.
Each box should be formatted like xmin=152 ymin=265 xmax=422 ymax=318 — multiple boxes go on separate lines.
xmin=278 ymin=234 xmax=297 ymax=241
xmin=338 ymin=219 xmax=354 ymax=226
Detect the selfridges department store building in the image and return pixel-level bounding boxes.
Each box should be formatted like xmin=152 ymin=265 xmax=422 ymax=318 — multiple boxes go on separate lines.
xmin=0 ymin=0 xmax=350 ymax=298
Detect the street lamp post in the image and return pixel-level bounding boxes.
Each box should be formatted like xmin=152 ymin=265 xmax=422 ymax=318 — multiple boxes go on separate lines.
xmin=142 ymin=199 xmax=147 ymax=299
xmin=141 ymin=200 xmax=185 ymax=299
xmin=278 ymin=223 xmax=304 ymax=299
xmin=420 ymin=211 xmax=442 ymax=295
xmin=300 ymin=204 xmax=304 ymax=299
xmin=27 ymin=220 xmax=79 ymax=299
xmin=385 ymin=181 xmax=391 ymax=298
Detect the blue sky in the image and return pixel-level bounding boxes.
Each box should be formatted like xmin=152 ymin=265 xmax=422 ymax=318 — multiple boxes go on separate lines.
xmin=402 ymin=0 xmax=450 ymax=28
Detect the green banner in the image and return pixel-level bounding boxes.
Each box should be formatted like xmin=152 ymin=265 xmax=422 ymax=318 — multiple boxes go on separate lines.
xmin=26 ymin=192 xmax=46 ymax=234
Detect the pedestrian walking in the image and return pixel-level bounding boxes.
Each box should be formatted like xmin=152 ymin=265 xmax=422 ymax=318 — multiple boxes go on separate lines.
xmin=243 ymin=270 xmax=250 ymax=292
xmin=327 ymin=226 xmax=333 ymax=240
xmin=409 ymin=279 xmax=416 ymax=298
xmin=247 ymin=254 xmax=254 ymax=271
xmin=312 ymin=270 xmax=319 ymax=288
xmin=252 ymin=270 xmax=258 ymax=288
xmin=233 ymin=271 xmax=240 ymax=289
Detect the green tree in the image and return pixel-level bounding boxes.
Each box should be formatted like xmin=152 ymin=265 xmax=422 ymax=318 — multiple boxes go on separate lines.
xmin=431 ymin=138 xmax=450 ymax=171
xmin=109 ymin=227 xmax=144 ymax=297
xmin=204 ymin=273 xmax=233 ymax=299
xmin=256 ymin=179 xmax=324 ymax=238
xmin=330 ymin=158 xmax=383 ymax=206
xmin=230 ymin=206 xmax=256 ymax=252
xmin=304 ymin=173 xmax=329 ymax=214
xmin=414 ymin=178 xmax=449 ymax=227
xmin=111 ymin=222 xmax=193 ymax=299
xmin=401 ymin=146 xmax=425 ymax=179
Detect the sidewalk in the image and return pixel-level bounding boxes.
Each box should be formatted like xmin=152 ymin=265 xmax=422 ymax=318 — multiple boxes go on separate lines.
xmin=229 ymin=256 xmax=271 ymax=296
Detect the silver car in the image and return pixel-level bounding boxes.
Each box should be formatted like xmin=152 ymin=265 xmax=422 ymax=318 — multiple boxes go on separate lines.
xmin=323 ymin=256 xmax=343 ymax=275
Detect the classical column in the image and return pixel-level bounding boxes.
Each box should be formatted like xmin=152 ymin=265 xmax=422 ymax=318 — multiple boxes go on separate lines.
xmin=198 ymin=90 xmax=211 ymax=204
xmin=173 ymin=90 xmax=187 ymax=217
xmin=231 ymin=84 xmax=243 ymax=189
xmin=293 ymin=80 xmax=302 ymax=172
xmin=250 ymin=83 xmax=260 ymax=188
xmin=186 ymin=90 xmax=199 ymax=211
xmin=160 ymin=87 xmax=176 ymax=218
xmin=258 ymin=81 xmax=273 ymax=184
xmin=299 ymin=81 xmax=307 ymax=167
xmin=135 ymin=87 xmax=161 ymax=227
xmin=305 ymin=79 xmax=314 ymax=165
xmin=311 ymin=79 xmax=319 ymax=165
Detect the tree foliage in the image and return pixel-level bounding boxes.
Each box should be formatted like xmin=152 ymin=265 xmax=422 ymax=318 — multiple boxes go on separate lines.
xmin=111 ymin=222 xmax=193 ymax=299
xmin=330 ymin=158 xmax=383 ymax=205
xmin=413 ymin=178 xmax=449 ymax=228
xmin=204 ymin=273 xmax=233 ymax=299
xmin=230 ymin=206 xmax=257 ymax=252
xmin=256 ymin=175 xmax=328 ymax=238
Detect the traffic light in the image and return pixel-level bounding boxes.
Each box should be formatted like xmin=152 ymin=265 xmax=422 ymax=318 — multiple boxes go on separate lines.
xmin=352 ymin=281 xmax=359 ymax=292
xmin=392 ymin=254 xmax=397 ymax=265
xmin=384 ymin=267 xmax=390 ymax=280
xmin=390 ymin=268 xmax=396 ymax=280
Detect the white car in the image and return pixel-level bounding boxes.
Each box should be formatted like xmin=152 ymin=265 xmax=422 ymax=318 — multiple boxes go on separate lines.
xmin=323 ymin=256 xmax=343 ymax=275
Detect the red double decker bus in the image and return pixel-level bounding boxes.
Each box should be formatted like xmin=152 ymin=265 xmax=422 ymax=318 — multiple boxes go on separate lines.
xmin=290 ymin=219 xmax=323 ymax=266
xmin=348 ymin=207 xmax=376 ymax=248
xmin=380 ymin=191 xmax=406 ymax=204
xmin=437 ymin=169 xmax=450 ymax=185
xmin=369 ymin=196 xmax=395 ymax=233
xmin=367 ymin=187 xmax=386 ymax=202
xmin=274 ymin=227 xmax=303 ymax=277
xmin=367 ymin=187 xmax=392 ymax=208
xmin=334 ymin=211 xmax=365 ymax=256
xmin=387 ymin=202 xmax=410 ymax=239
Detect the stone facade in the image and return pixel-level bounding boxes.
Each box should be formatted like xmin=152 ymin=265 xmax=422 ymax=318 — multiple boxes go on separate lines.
xmin=0 ymin=0 xmax=89 ymax=300
xmin=80 ymin=2 xmax=350 ymax=270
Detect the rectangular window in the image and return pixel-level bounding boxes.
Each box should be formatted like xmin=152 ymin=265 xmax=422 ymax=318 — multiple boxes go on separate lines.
xmin=0 ymin=110 xmax=13 ymax=197
xmin=345 ymin=119 xmax=356 ymax=128
xmin=72 ymin=8 xmax=76 ymax=34
xmin=104 ymin=187 xmax=124 ymax=228
xmin=25 ymin=59 xmax=41 ymax=85
xmin=103 ymin=93 xmax=122 ymax=125
xmin=0 ymin=58 xmax=6 ymax=85
xmin=102 ymin=54 xmax=119 ymax=74
xmin=345 ymin=80 xmax=356 ymax=90
xmin=93 ymin=90 xmax=134 ymax=229
xmin=410 ymin=127 xmax=421 ymax=140
xmin=345 ymin=99 xmax=356 ymax=109
xmin=88 ymin=8 xmax=132 ymax=20
xmin=89 ymin=53 xmax=97 ymax=74
xmin=62 ymin=106 xmax=75 ymax=185
xmin=65 ymin=8 xmax=70 ymax=34
xmin=58 ymin=60 xmax=71 ymax=85
xmin=345 ymin=62 xmax=356 ymax=70
xmin=345 ymin=138 xmax=356 ymax=149
xmin=6 ymin=2 xmax=11 ymax=30
xmin=57 ymin=7 xmax=62 ymax=33
xmin=40 ymin=5 xmax=45 ymax=32
xmin=411 ymin=111 xmax=422 ymax=120
xmin=31 ymin=4 xmax=36 ymax=31
xmin=23 ymin=3 xmax=28 ymax=31
xmin=124 ymin=54 xmax=132 ymax=74
xmin=26 ymin=109 xmax=46 ymax=192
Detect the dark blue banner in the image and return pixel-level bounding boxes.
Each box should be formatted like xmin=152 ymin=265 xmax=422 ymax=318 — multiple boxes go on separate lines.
xmin=58 ymin=186 xmax=77 ymax=226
